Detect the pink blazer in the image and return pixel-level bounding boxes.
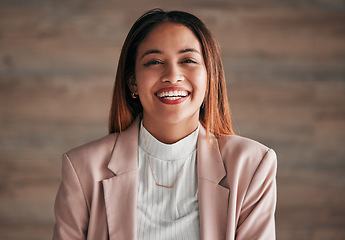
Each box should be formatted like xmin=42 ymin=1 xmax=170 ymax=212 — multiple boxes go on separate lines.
xmin=53 ymin=118 xmax=277 ymax=240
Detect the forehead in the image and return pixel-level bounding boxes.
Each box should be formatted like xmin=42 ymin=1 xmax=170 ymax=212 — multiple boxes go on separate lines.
xmin=138 ymin=22 xmax=202 ymax=53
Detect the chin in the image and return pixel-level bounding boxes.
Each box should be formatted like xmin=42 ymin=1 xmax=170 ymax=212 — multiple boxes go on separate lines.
xmin=159 ymin=111 xmax=199 ymax=125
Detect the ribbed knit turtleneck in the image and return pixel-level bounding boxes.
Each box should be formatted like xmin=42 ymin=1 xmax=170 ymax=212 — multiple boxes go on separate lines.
xmin=136 ymin=122 xmax=200 ymax=240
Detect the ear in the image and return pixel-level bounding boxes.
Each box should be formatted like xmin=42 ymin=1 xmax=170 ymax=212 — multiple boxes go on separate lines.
xmin=127 ymin=76 xmax=138 ymax=94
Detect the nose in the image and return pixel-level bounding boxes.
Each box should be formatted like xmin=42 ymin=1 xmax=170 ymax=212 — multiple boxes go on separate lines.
xmin=161 ymin=62 xmax=184 ymax=84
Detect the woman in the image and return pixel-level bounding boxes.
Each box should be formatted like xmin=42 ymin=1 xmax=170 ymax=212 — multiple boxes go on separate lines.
xmin=53 ymin=9 xmax=277 ymax=240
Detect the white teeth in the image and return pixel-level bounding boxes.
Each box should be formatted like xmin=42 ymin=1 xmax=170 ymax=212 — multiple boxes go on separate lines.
xmin=166 ymin=96 xmax=182 ymax=100
xmin=157 ymin=90 xmax=188 ymax=98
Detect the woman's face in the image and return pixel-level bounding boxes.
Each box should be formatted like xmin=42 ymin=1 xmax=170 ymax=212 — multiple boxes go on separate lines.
xmin=133 ymin=22 xmax=207 ymax=128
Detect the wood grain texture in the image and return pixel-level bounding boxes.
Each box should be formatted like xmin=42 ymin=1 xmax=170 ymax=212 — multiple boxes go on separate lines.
xmin=1 ymin=1 xmax=344 ymax=239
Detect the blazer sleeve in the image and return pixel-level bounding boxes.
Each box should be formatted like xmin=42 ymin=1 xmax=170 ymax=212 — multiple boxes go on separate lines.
xmin=53 ymin=153 xmax=89 ymax=240
xmin=236 ymin=149 xmax=277 ymax=240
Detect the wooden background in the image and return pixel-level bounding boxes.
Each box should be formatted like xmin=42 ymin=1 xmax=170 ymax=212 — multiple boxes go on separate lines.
xmin=0 ymin=0 xmax=344 ymax=239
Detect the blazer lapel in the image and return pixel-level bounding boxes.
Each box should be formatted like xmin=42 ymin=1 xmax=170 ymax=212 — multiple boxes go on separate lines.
xmin=198 ymin=126 xmax=230 ymax=240
xmin=101 ymin=119 xmax=229 ymax=239
xmin=102 ymin=118 xmax=140 ymax=240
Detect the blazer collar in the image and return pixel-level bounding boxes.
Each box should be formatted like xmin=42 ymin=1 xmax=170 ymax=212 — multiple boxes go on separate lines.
xmin=197 ymin=124 xmax=226 ymax=183
xmin=107 ymin=117 xmax=140 ymax=174
xmin=197 ymin=125 xmax=230 ymax=240
xmin=103 ymin=118 xmax=229 ymax=240
xmin=107 ymin=118 xmax=227 ymax=183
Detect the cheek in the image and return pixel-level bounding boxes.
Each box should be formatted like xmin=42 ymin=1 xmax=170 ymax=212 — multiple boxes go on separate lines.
xmin=135 ymin=70 xmax=153 ymax=92
xmin=135 ymin=75 xmax=159 ymax=105
xmin=193 ymin=69 xmax=207 ymax=95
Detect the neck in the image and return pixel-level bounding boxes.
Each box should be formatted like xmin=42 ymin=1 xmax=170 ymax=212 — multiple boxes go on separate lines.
xmin=142 ymin=115 xmax=199 ymax=144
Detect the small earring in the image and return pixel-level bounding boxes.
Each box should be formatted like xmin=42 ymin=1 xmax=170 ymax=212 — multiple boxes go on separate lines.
xmin=131 ymin=92 xmax=138 ymax=99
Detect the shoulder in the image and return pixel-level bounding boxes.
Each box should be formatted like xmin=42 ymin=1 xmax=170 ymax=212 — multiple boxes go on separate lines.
xmin=217 ymin=134 xmax=272 ymax=160
xmin=63 ymin=133 xmax=119 ymax=178
xmin=66 ymin=133 xmax=119 ymax=161
xmin=217 ymin=135 xmax=277 ymax=183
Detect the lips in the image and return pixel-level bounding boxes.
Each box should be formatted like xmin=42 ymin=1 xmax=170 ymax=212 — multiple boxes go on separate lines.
xmin=155 ymin=87 xmax=190 ymax=104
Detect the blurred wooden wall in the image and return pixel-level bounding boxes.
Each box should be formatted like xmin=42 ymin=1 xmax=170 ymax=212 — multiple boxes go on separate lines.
xmin=0 ymin=0 xmax=344 ymax=239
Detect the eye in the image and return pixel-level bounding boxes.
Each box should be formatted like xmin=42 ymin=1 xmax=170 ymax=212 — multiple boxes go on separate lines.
xmin=181 ymin=59 xmax=198 ymax=64
xmin=143 ymin=60 xmax=163 ymax=67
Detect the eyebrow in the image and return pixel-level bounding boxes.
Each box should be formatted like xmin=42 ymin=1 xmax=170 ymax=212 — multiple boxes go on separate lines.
xmin=141 ymin=48 xmax=201 ymax=59
xmin=141 ymin=49 xmax=164 ymax=59
xmin=178 ymin=48 xmax=201 ymax=55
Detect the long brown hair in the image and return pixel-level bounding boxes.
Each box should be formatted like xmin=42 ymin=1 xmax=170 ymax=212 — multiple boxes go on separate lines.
xmin=109 ymin=9 xmax=234 ymax=137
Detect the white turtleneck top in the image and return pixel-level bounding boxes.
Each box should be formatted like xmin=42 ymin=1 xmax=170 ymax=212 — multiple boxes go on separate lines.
xmin=136 ymin=122 xmax=200 ymax=240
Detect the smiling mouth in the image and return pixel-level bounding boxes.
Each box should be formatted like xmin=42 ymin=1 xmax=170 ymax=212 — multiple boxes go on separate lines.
xmin=156 ymin=90 xmax=189 ymax=100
